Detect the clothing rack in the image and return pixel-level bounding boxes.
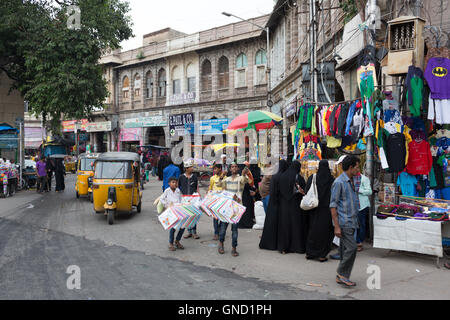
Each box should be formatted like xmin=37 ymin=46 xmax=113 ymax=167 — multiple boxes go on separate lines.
xmin=299 ymin=98 xmax=361 ymax=106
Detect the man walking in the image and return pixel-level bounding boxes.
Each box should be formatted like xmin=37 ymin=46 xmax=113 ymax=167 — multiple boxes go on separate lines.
xmin=36 ymin=157 xmax=47 ymax=193
xmin=330 ymin=155 xmax=360 ymax=287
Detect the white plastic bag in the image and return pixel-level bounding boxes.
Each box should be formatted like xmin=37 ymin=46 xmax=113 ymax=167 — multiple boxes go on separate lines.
xmin=252 ymin=201 xmax=265 ymax=230
xmin=300 ymin=174 xmax=319 ymax=210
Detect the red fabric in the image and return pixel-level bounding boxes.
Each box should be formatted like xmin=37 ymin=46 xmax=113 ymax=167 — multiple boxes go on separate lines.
xmin=333 ymin=104 xmax=342 ymax=135
xmin=325 ymin=106 xmax=334 ymax=136
xmin=406 ymin=140 xmax=433 ymax=175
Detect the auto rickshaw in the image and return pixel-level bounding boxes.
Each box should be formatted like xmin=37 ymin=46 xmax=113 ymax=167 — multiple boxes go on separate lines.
xmin=64 ymin=155 xmax=77 ymax=173
xmin=75 ymin=153 xmax=100 ymax=201
xmin=92 ymin=152 xmax=143 ymax=225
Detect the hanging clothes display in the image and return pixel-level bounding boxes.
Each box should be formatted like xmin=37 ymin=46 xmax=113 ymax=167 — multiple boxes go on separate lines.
xmin=424 ymin=57 xmax=450 ymax=124
xmin=405 ymin=65 xmax=424 ymax=117
xmin=405 ymin=139 xmax=433 ymax=175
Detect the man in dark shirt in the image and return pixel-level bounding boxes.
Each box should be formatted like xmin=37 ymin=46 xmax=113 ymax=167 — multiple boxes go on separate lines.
xmin=179 ymin=160 xmax=201 ymax=239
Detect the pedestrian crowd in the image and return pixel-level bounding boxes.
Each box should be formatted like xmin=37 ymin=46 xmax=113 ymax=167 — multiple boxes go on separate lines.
xmin=35 ymin=156 xmax=66 ymax=193
xmin=157 ymin=153 xmax=386 ymax=286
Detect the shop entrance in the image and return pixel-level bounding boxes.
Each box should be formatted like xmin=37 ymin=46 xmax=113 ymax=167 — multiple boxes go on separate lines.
xmin=146 ymin=127 xmax=165 ymax=146
xmin=95 ymin=132 xmax=108 ymax=153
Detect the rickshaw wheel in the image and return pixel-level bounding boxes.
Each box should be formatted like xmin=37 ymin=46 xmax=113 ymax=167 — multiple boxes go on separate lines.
xmin=137 ymin=201 xmax=142 ymax=213
xmin=107 ymin=209 xmax=115 ymax=225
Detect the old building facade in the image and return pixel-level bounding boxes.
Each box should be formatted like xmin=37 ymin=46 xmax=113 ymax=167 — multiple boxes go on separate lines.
xmin=93 ymin=16 xmax=270 ymax=152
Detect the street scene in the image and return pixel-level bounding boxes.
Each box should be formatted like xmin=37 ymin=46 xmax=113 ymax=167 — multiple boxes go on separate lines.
xmin=0 ymin=0 xmax=450 ymax=303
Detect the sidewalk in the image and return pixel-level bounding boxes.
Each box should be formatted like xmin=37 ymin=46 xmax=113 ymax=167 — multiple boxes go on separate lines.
xmin=142 ymin=176 xmax=450 ymax=300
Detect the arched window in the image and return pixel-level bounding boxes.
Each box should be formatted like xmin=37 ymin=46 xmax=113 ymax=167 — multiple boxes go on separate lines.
xmin=201 ymin=59 xmax=212 ymax=92
xmin=218 ymin=56 xmax=229 ymax=89
xmin=145 ymin=71 xmax=153 ymax=98
xmin=255 ymin=49 xmax=267 ymax=85
xmin=134 ymin=74 xmax=141 ymax=97
xmin=255 ymin=49 xmax=267 ymax=65
xmin=158 ymin=68 xmax=166 ymax=97
xmin=186 ymin=63 xmax=196 ymax=93
xmin=235 ymin=53 xmax=247 ymax=87
xmin=122 ymin=76 xmax=129 ymax=99
xmin=236 ymin=53 xmax=248 ymax=68
xmin=172 ymin=66 xmax=181 ymax=95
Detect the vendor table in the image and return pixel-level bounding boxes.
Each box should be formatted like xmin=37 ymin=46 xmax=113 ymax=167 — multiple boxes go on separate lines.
xmin=373 ymin=217 xmax=450 ymax=267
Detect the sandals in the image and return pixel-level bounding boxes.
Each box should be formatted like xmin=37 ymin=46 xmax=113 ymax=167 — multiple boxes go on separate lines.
xmin=319 ymin=258 xmax=328 ymax=262
xmin=357 ymin=244 xmax=364 ymax=252
xmin=174 ymin=241 xmax=184 ymax=250
xmin=213 ymin=234 xmax=219 ymax=241
xmin=444 ymin=262 xmax=450 ymax=270
xmin=168 ymin=244 xmax=176 ymax=251
xmin=192 ymin=234 xmax=200 ymax=239
xmin=183 ymin=233 xmax=192 ymax=239
xmin=218 ymin=243 xmax=224 ymax=254
xmin=231 ymin=248 xmax=239 ymax=257
xmin=336 ymin=275 xmax=356 ymax=287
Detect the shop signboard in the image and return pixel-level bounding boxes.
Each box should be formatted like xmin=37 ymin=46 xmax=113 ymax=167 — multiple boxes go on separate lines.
xmin=0 ymin=134 xmax=18 ymax=149
xmin=169 ymin=92 xmax=196 ymax=106
xmin=169 ymin=113 xmax=194 ymax=136
xmin=62 ymin=119 xmax=88 ymax=132
xmin=86 ymin=121 xmax=112 ymax=132
xmin=184 ymin=118 xmax=229 ymax=135
xmin=120 ymin=128 xmax=142 ymax=142
xmin=124 ymin=115 xmax=167 ymax=128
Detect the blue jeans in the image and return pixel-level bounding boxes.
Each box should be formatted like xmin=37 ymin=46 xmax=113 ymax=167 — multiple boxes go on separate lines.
xmin=262 ymin=195 xmax=270 ymax=213
xmin=169 ymin=228 xmax=185 ymax=244
xmin=219 ymin=222 xmax=238 ymax=248
xmin=187 ymin=224 xmax=197 ymax=235
xmin=357 ymin=207 xmax=369 ymax=244
xmin=213 ymin=219 xmax=219 ymax=236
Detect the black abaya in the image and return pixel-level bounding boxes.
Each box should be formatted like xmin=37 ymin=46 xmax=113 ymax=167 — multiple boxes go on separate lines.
xmin=239 ymin=165 xmax=260 ymax=229
xmin=259 ymin=160 xmax=289 ymax=250
xmin=305 ymin=160 xmax=335 ymax=259
xmin=55 ymin=159 xmax=65 ymax=192
xmin=277 ymin=161 xmax=307 ymax=254
xmin=239 ymin=182 xmax=255 ymax=229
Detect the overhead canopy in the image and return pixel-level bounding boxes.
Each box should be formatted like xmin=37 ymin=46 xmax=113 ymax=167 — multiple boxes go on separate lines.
xmin=97 ymin=152 xmax=140 ymax=162
xmin=0 ymin=123 xmax=18 ymax=133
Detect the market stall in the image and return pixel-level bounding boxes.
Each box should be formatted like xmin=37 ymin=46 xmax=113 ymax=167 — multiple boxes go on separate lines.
xmin=373 ymin=197 xmax=449 ymax=266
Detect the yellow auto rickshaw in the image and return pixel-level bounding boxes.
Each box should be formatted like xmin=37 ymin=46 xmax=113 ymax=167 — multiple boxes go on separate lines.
xmin=75 ymin=153 xmax=100 ymax=201
xmin=64 ymin=155 xmax=77 ymax=173
xmin=92 ymin=152 xmax=143 ymax=225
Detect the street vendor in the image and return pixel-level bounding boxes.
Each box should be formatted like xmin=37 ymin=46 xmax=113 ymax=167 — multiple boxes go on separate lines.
xmin=208 ymin=164 xmax=224 ymax=240
xmin=216 ymin=162 xmax=253 ymax=257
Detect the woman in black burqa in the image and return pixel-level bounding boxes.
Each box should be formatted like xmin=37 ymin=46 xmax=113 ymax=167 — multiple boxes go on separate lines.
xmin=55 ymin=158 xmax=66 ymax=192
xmin=259 ymin=160 xmax=289 ymax=250
xmin=305 ymin=160 xmax=335 ymax=262
xmin=277 ymin=160 xmax=308 ymax=254
xmin=238 ymin=163 xmax=261 ymax=229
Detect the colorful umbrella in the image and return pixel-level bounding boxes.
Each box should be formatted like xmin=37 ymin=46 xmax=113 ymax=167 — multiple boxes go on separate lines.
xmin=226 ymin=110 xmax=282 ymax=131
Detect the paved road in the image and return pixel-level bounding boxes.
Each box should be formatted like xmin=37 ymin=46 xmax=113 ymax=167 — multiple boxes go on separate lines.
xmin=0 ymin=174 xmax=336 ymax=300
xmin=1 ymin=174 xmax=449 ymax=300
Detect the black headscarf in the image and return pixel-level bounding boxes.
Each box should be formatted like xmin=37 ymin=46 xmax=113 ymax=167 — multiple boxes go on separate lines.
xmin=316 ymin=160 xmax=333 ymax=190
xmin=276 ymin=160 xmax=289 ymax=176
xmin=279 ymin=160 xmax=301 ymax=200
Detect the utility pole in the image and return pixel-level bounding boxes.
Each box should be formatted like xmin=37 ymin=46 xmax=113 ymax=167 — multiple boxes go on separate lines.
xmin=309 ymin=0 xmax=318 ymax=102
xmin=366 ymin=0 xmax=377 ymax=240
